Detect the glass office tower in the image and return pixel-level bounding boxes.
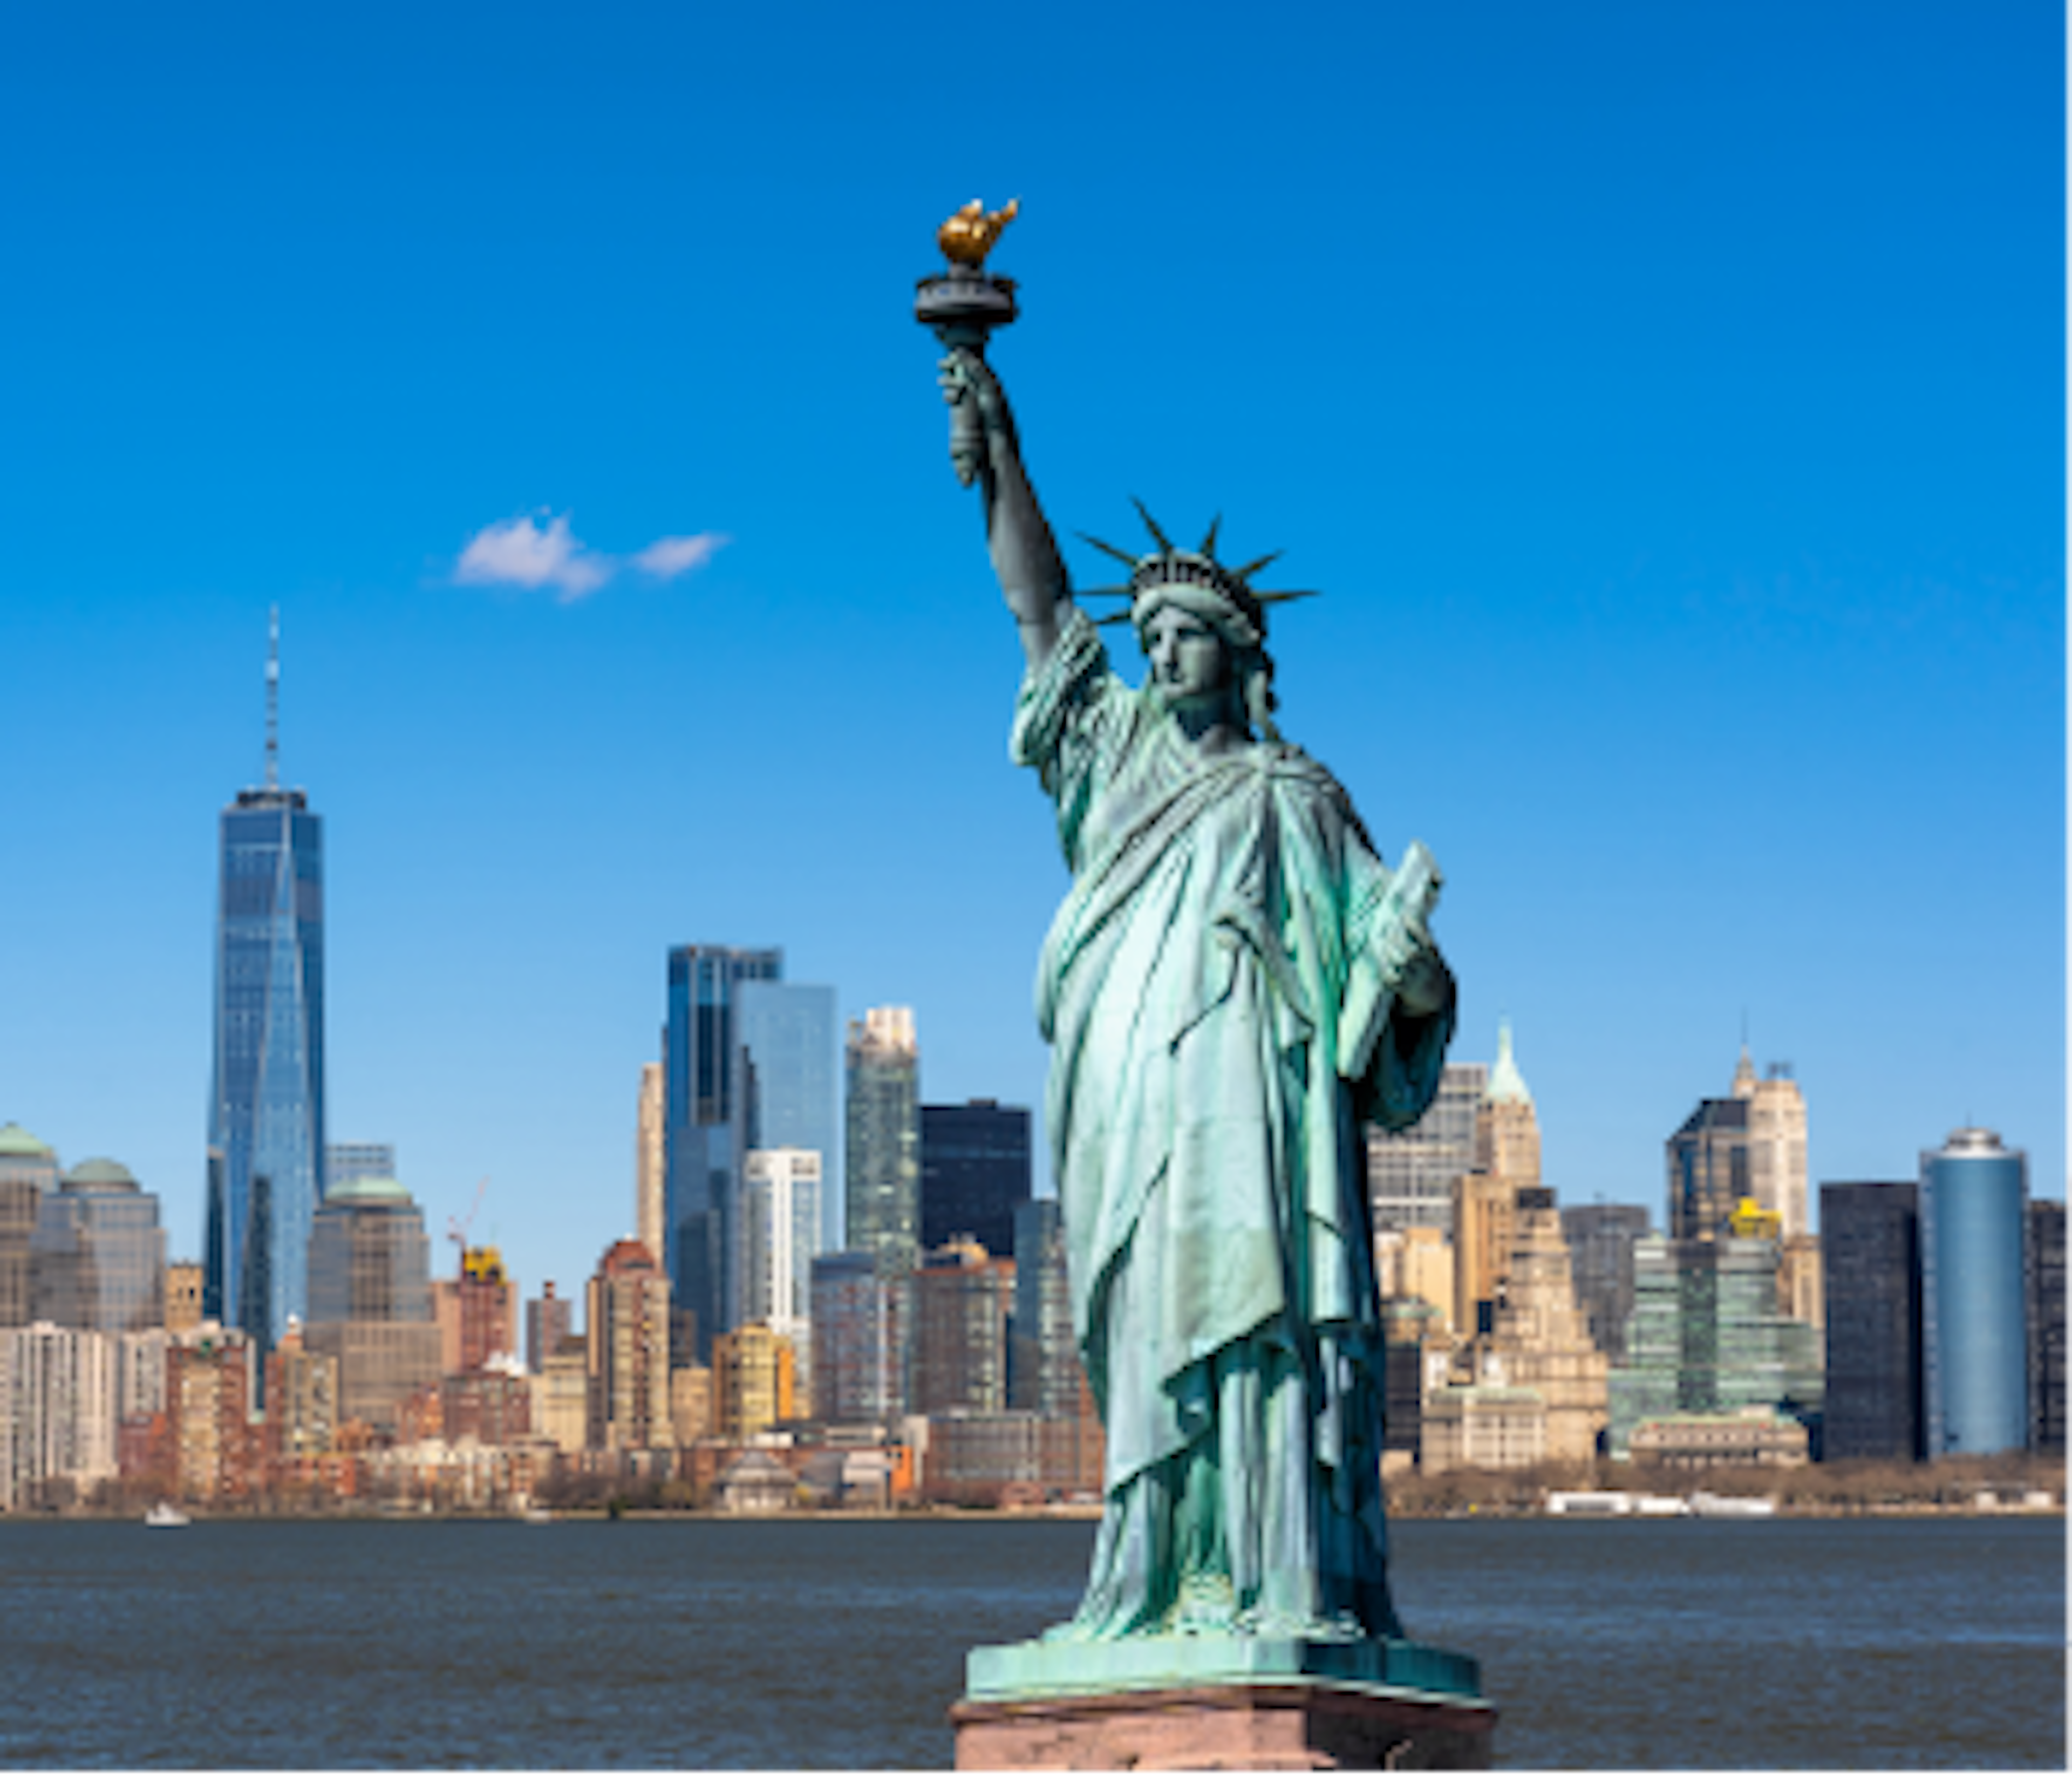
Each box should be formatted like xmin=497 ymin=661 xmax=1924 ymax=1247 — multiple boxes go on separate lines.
xmin=1919 ymin=1127 xmax=2029 ymax=1456
xmin=205 ymin=618 xmax=325 ymax=1360
xmin=31 ymin=1160 xmax=167 ymax=1333
xmin=664 ymin=944 xmax=781 ymax=1359
xmin=738 ymin=980 xmax=840 ymax=1249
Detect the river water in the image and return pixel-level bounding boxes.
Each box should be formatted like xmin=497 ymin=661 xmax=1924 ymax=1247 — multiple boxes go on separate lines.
xmin=0 ymin=1514 xmax=2060 ymax=1768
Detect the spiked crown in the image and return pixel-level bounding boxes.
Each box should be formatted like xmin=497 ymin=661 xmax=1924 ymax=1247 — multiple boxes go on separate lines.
xmin=1078 ymin=500 xmax=1319 ymax=632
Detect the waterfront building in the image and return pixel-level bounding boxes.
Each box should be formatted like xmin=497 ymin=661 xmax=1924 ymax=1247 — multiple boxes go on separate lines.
xmin=302 ymin=1174 xmax=441 ymax=1434
xmin=1819 ymin=1180 xmax=1923 ymax=1462
xmin=713 ymin=1321 xmax=797 ymax=1440
xmin=1607 ymin=1228 xmax=1824 ymax=1458
xmin=1628 ymin=1406 xmax=1810 ymax=1468
xmin=636 ymin=1061 xmax=665 ymax=1263
xmin=1920 ymin=1128 xmax=2030 ymax=1457
xmin=165 ymin=1261 xmax=203 ymax=1334
xmin=586 ymin=1238 xmax=672 ymax=1451
xmin=115 ymin=1330 xmax=169 ymax=1424
xmin=1420 ymin=1384 xmax=1547 ymax=1474
xmin=30 ymin=1160 xmax=166 ymax=1332
xmin=846 ymin=1006 xmax=921 ymax=1281
xmin=1560 ymin=1202 xmax=1651 ymax=1362
xmin=918 ymin=1408 xmax=1099 ymax=1502
xmin=738 ymin=980 xmax=841 ymax=1251
xmin=741 ymin=1149 xmax=821 ymax=1402
xmin=441 ymin=1354 xmax=531 ymax=1446
xmin=0 ymin=1322 xmax=118 ymax=1510
xmin=435 ymin=1246 xmax=519 ymax=1374
xmin=663 ymin=943 xmax=781 ymax=1359
xmin=810 ymin=1249 xmax=906 ymax=1425
xmin=1010 ymin=1199 xmax=1078 ymax=1418
xmin=0 ymin=1123 xmax=61 ymax=1327
xmin=524 ymin=1281 xmax=572 ymax=1375
xmin=2027 ymin=1197 xmax=2066 ymax=1456
xmin=717 ymin=1447 xmax=798 ymax=1513
xmin=325 ymin=1143 xmax=396 ymax=1193
xmin=919 ymin=1100 xmax=1032 ymax=1258
xmin=1367 ymin=1061 xmax=1487 ymax=1237
xmin=1454 ymin=1024 xmax=1540 ymax=1336
xmin=670 ymin=1361 xmax=713 ymax=1444
xmin=909 ymin=1237 xmax=1014 ymax=1416
xmin=263 ymin=1324 xmax=337 ymax=1460
xmin=532 ymin=1337 xmax=590 ymax=1453
xmin=167 ymin=1324 xmax=260 ymax=1504
xmin=205 ymin=611 xmax=327 ymax=1358
xmin=1668 ymin=1048 xmax=1807 ymax=1242
xmin=1460 ymin=1187 xmax=1608 ymax=1463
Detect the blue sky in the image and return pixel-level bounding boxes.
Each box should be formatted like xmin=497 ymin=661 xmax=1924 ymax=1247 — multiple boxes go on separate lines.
xmin=1 ymin=2 xmax=2061 ymax=1308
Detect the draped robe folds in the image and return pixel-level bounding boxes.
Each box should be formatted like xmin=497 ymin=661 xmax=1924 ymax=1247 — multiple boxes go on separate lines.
xmin=1012 ymin=610 xmax=1454 ymax=1643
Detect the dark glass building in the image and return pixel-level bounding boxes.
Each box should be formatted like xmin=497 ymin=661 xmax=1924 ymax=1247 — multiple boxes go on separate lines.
xmin=1819 ymin=1180 xmax=1924 ymax=1462
xmin=2025 ymin=1197 xmax=2064 ymax=1456
xmin=1919 ymin=1128 xmax=2029 ymax=1456
xmin=664 ymin=944 xmax=780 ymax=1359
xmin=1665 ymin=1095 xmax=1749 ymax=1241
xmin=920 ymin=1100 xmax=1032 ymax=1258
xmin=1560 ymin=1202 xmax=1652 ymax=1362
xmin=205 ymin=628 xmax=325 ymax=1360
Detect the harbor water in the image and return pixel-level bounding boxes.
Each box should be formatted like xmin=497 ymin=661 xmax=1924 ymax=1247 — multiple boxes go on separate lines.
xmin=0 ymin=1514 xmax=2061 ymax=1767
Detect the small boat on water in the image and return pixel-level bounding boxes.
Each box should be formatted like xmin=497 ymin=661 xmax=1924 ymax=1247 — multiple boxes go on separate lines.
xmin=144 ymin=1502 xmax=190 ymax=1528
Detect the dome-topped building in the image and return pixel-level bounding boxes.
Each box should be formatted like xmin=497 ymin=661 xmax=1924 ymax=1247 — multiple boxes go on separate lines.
xmin=32 ymin=1156 xmax=166 ymax=1332
xmin=1 ymin=1122 xmax=62 ymax=1327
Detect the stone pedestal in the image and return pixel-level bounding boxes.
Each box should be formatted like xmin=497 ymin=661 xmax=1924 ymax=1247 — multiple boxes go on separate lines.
xmin=952 ymin=1636 xmax=1495 ymax=1771
xmin=952 ymin=1681 xmax=1495 ymax=1770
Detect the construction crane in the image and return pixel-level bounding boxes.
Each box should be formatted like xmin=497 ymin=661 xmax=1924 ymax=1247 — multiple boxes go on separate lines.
xmin=447 ymin=1176 xmax=489 ymax=1275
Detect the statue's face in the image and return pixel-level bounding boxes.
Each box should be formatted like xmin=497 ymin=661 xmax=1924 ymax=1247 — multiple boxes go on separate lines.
xmin=1142 ymin=605 xmax=1232 ymax=714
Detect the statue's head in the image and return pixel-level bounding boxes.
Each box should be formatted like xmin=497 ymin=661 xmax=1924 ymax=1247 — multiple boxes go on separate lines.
xmin=1079 ymin=503 xmax=1318 ymax=743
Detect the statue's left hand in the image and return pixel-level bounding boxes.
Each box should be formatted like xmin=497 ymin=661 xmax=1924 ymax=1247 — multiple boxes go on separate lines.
xmin=1387 ymin=918 xmax=1452 ymax=1019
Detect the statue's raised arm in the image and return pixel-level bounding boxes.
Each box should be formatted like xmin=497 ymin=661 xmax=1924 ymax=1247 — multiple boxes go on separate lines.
xmin=940 ymin=348 xmax=1069 ymax=670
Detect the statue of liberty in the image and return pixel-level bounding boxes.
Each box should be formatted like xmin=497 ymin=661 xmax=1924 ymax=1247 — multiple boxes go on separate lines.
xmin=936 ymin=318 xmax=1457 ymax=1647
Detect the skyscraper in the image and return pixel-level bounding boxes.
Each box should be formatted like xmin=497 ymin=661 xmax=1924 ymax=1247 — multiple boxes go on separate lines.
xmin=636 ymin=1062 xmax=665 ymax=1264
xmin=919 ymin=1100 xmax=1032 ymax=1257
xmin=205 ymin=610 xmax=325 ymax=1359
xmin=738 ymin=981 xmax=840 ymax=1248
xmin=663 ymin=944 xmax=781 ymax=1358
xmin=1454 ymin=1023 xmax=1539 ymax=1336
xmin=0 ymin=1124 xmax=61 ymax=1328
xmin=1819 ymin=1179 xmax=1924 ymax=1462
xmin=741 ymin=1147 xmax=821 ymax=1359
xmin=302 ymin=1173 xmax=441 ymax=1434
xmin=587 ymin=1237 xmax=672 ymax=1452
xmin=325 ymin=1143 xmax=395 ymax=1193
xmin=30 ymin=1160 xmax=167 ymax=1333
xmin=1919 ymin=1127 xmax=2029 ymax=1458
xmin=1666 ymin=1047 xmax=1807 ymax=1242
xmin=1560 ymin=1202 xmax=1652 ymax=1363
xmin=1366 ymin=1062 xmax=1487 ymax=1237
xmin=2026 ymin=1197 xmax=2066 ymax=1456
xmin=846 ymin=1007 xmax=920 ymax=1280
xmin=663 ymin=948 xmax=783 ymax=1350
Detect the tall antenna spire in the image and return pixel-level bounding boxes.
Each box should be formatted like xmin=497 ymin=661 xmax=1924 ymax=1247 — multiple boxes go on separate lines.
xmin=265 ymin=605 xmax=281 ymax=789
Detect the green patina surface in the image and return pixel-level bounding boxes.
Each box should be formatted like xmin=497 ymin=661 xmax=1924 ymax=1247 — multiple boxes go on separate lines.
xmin=967 ymin=1633 xmax=1486 ymax=1704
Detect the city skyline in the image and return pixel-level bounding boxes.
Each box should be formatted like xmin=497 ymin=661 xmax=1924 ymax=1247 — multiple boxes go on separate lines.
xmin=1 ymin=4 xmax=2060 ymax=1312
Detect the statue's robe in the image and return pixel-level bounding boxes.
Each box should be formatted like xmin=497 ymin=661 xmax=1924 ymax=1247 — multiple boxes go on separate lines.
xmin=1013 ymin=609 xmax=1454 ymax=1640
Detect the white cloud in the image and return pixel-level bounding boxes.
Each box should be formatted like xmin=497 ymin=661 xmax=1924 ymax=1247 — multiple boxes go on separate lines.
xmin=454 ymin=514 xmax=726 ymax=603
xmin=454 ymin=513 xmax=612 ymax=603
xmin=633 ymin=532 xmax=728 ymax=580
